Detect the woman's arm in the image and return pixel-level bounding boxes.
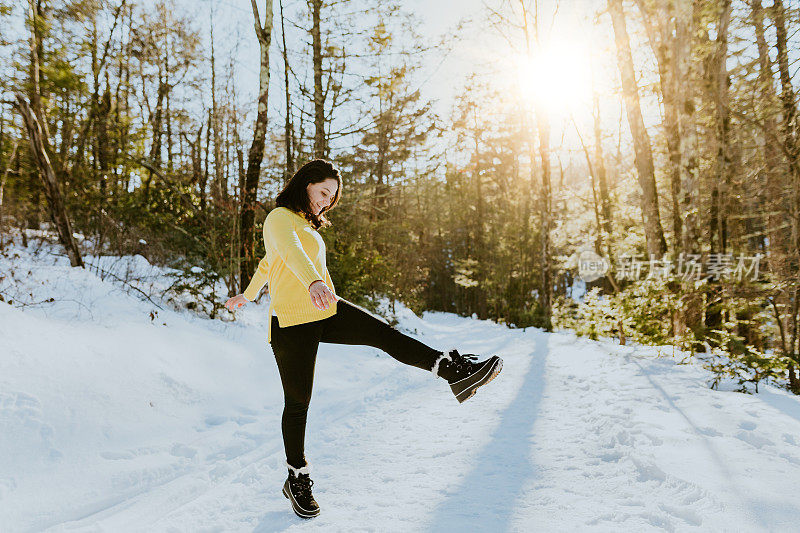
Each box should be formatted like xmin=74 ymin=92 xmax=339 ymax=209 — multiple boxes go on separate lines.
xmin=242 ymin=255 xmax=270 ymax=301
xmin=265 ymin=208 xmax=324 ymax=290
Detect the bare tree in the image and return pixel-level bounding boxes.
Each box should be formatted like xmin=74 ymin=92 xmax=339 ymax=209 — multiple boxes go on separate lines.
xmin=241 ymin=0 xmax=274 ymax=290
xmin=768 ymin=0 xmax=800 ymax=392
xmin=709 ymin=0 xmax=732 ymax=253
xmin=608 ymin=0 xmax=667 ymax=258
xmin=751 ymin=0 xmax=786 ymax=272
xmin=279 ymin=0 xmax=294 ymax=177
xmin=310 ymin=0 xmax=326 ymax=158
xmin=636 ymin=0 xmax=682 ymax=253
xmin=15 ymin=94 xmax=84 ymax=267
xmin=676 ymin=0 xmax=699 ymax=254
xmin=517 ymin=0 xmax=553 ymax=329
xmin=27 ymin=0 xmax=52 ymax=154
xmin=0 ymin=138 xmax=19 ymax=249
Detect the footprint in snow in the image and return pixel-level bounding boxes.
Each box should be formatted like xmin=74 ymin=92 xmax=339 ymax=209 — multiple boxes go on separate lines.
xmin=696 ymin=426 xmax=722 ymax=437
xmin=738 ymin=420 xmax=757 ymax=431
xmin=100 ymin=450 xmax=136 ymax=460
xmin=170 ymin=443 xmax=198 ymax=459
xmin=734 ymin=430 xmax=773 ymax=449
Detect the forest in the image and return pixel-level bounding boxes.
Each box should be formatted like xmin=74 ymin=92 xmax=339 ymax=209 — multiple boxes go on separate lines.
xmin=1 ymin=0 xmax=799 ymax=395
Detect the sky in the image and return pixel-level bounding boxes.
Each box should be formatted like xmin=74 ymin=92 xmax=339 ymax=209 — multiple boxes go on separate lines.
xmin=8 ymin=0 xmax=795 ymax=180
xmin=0 ymin=0 xmax=636 ymax=157
xmin=186 ymin=0 xmax=623 ymax=157
xmin=215 ymin=0 xmax=492 ymax=145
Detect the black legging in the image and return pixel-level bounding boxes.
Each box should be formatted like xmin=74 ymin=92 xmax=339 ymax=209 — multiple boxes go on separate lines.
xmin=269 ymin=298 xmax=442 ymax=469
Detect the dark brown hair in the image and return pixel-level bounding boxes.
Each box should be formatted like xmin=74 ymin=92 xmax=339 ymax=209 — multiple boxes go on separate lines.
xmin=275 ymin=159 xmax=342 ymax=230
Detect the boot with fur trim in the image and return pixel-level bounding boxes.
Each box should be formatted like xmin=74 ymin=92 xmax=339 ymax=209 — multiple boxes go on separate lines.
xmin=282 ymin=461 xmax=320 ymax=518
xmin=432 ymin=348 xmax=503 ymax=403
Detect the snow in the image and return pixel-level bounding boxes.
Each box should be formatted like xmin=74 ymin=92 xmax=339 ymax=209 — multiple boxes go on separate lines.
xmin=2 ymin=234 xmax=800 ymax=531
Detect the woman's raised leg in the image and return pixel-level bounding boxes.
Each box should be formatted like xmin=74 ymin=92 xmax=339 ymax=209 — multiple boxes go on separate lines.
xmin=319 ymin=298 xmax=442 ymax=371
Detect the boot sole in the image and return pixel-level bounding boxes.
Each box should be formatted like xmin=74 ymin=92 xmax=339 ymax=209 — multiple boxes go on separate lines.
xmin=451 ymin=356 xmax=503 ymax=403
xmin=283 ymin=481 xmax=320 ymax=518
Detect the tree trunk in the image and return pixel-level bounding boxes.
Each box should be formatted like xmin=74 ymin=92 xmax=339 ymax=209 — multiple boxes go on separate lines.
xmin=608 ymin=0 xmax=667 ymax=258
xmin=117 ymin=3 xmax=132 ymax=198
xmin=770 ymin=0 xmax=800 ymax=382
xmin=165 ymin=71 xmax=173 ymax=173
xmin=471 ymin=107 xmax=488 ymax=319
xmin=15 ymin=94 xmax=83 ymax=267
xmin=374 ymin=97 xmax=389 ymax=216
xmin=636 ymin=0 xmax=681 ymax=254
xmin=241 ymin=0 xmax=274 ymax=291
xmin=143 ymin=78 xmax=167 ymax=206
xmin=90 ymin=16 xmax=100 ymax=195
xmin=210 ymin=16 xmax=225 ymax=205
xmin=710 ymin=0 xmax=732 ymax=254
xmin=311 ymin=0 xmax=326 ymax=158
xmin=575 ymin=118 xmax=605 ymax=254
xmin=279 ymin=0 xmax=294 ymax=178
xmin=593 ymin=92 xmax=613 ymax=243
xmin=97 ymin=79 xmax=111 ymax=199
xmin=676 ymin=0 xmax=700 ymax=254
xmin=27 ymin=0 xmax=53 ymax=154
xmin=751 ymin=0 xmax=786 ymax=273
xmin=771 ymin=0 xmax=800 ymax=256
xmin=201 ymin=110 xmax=211 ymax=210
xmin=190 ymin=125 xmax=203 ymax=188
xmin=0 ymin=140 xmax=20 ymax=249
xmin=537 ymin=110 xmax=553 ymax=330
xmin=517 ymin=0 xmax=553 ymax=329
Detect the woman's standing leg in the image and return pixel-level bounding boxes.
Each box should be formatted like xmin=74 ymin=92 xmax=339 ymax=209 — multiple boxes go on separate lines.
xmin=269 ymin=316 xmax=324 ymax=469
xmin=319 ymin=299 xmax=442 ymax=371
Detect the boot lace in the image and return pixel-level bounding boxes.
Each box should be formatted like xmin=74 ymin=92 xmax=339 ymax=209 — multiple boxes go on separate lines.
xmin=294 ymin=473 xmax=314 ymax=500
xmin=449 ymin=350 xmax=480 ymax=376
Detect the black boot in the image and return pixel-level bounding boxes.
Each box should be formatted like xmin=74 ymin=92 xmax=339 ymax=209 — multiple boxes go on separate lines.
xmin=282 ymin=461 xmax=320 ymax=519
xmin=433 ymin=348 xmax=503 ymax=403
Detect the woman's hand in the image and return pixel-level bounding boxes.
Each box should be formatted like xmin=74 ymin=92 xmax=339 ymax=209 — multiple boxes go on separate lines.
xmin=309 ymin=280 xmax=337 ymax=310
xmin=225 ymin=294 xmax=249 ymax=312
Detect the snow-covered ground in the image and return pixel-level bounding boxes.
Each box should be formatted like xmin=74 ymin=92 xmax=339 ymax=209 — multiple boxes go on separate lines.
xmin=2 ymin=234 xmax=800 ymax=532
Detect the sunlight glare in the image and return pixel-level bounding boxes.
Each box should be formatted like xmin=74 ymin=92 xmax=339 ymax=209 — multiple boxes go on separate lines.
xmin=515 ymin=41 xmax=593 ymax=115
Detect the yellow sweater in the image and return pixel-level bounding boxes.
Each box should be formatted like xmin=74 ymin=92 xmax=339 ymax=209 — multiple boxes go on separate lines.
xmin=242 ymin=206 xmax=337 ymax=343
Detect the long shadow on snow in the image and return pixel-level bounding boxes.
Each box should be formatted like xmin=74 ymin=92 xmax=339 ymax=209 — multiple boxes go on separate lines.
xmin=426 ymin=334 xmax=548 ymax=532
xmin=628 ymin=357 xmax=767 ymax=528
xmin=756 ymin=386 xmax=800 ymax=427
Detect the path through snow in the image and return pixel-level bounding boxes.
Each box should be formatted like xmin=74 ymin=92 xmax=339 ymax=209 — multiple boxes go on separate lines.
xmin=2 ymin=244 xmax=800 ymax=531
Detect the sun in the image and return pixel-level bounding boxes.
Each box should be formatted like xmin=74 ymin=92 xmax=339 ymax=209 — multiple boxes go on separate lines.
xmin=515 ymin=41 xmax=593 ymax=115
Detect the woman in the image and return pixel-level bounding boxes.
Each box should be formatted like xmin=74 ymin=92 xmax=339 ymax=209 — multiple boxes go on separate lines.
xmin=224 ymin=159 xmax=502 ymax=520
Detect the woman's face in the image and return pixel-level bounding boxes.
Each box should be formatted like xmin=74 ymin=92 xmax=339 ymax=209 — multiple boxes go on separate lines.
xmin=306 ymin=178 xmax=338 ymax=216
